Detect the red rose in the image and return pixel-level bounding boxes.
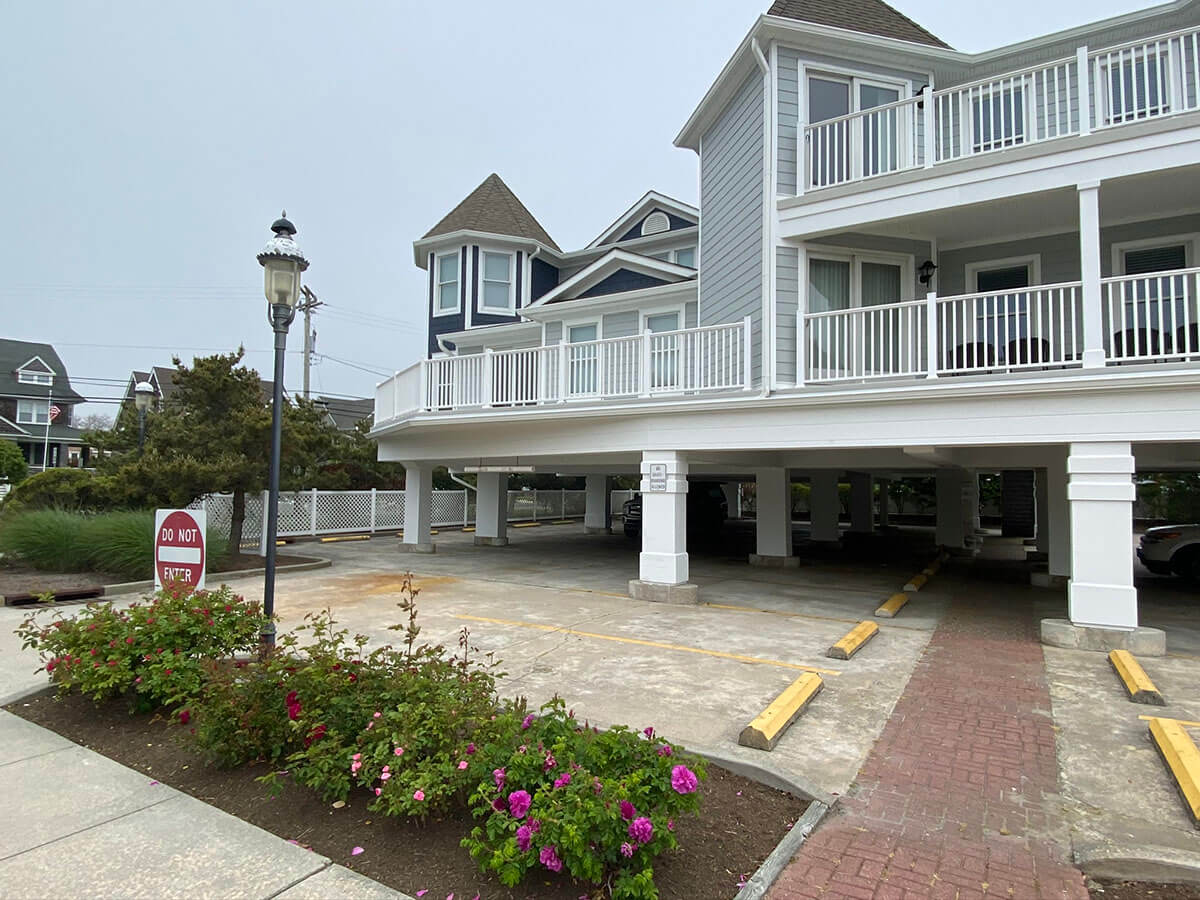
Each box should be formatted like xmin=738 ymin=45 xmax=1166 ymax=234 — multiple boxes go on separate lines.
xmin=179 ymin=709 xmax=191 ymax=725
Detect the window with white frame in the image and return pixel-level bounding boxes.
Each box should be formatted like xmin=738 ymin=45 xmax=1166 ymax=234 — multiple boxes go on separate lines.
xmin=567 ymin=322 xmax=599 ymax=395
xmin=17 ymin=399 xmax=49 ymax=425
xmin=807 ymin=250 xmax=911 ymax=311
xmin=1111 ymin=237 xmax=1195 ymax=346
xmin=807 ymin=73 xmax=908 ymax=186
xmin=435 ymin=252 xmax=460 ymax=314
xmin=969 ymin=83 xmax=1029 ymax=153
xmin=481 ymin=251 xmax=515 ymax=313
xmin=17 ymin=370 xmax=52 ymax=385
xmin=1098 ymin=48 xmax=1171 ymax=125
xmin=674 ymin=247 xmax=696 ymax=268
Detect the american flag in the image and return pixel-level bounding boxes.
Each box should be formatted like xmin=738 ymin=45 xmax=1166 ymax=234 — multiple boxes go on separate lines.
xmin=48 ymin=404 xmax=61 ymax=421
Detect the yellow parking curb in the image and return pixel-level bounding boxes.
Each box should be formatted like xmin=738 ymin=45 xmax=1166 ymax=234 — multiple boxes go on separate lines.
xmin=875 ymin=593 xmax=909 ymax=618
xmin=738 ymin=672 xmax=824 ymax=752
xmin=826 ymin=621 xmax=879 ymax=660
xmin=462 ymin=526 xmax=476 ymax=533
xmin=320 ymin=534 xmax=369 ymax=543
xmin=1146 ymin=717 xmax=1200 ymax=827
xmin=1108 ymin=650 xmax=1165 ymax=705
xmin=550 ymin=520 xmax=575 ymax=525
xmin=512 ymin=522 xmax=541 ymax=528
xmin=903 ymin=573 xmax=928 ymax=591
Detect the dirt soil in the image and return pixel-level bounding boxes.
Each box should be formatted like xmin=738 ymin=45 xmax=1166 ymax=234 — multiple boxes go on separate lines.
xmin=7 ymin=688 xmax=808 ymax=900
xmin=1091 ymin=881 xmax=1200 ymax=899
xmin=0 ymin=554 xmax=317 ymax=600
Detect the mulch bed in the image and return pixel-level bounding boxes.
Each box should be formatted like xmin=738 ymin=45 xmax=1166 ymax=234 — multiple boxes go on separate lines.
xmin=1091 ymin=881 xmax=1200 ymax=899
xmin=7 ymin=688 xmax=808 ymax=899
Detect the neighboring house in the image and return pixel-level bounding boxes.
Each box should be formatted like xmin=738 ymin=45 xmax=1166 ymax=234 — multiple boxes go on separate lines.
xmin=374 ymin=0 xmax=1200 ymax=646
xmin=0 ymin=339 xmax=89 ymax=471
xmin=313 ymin=396 xmax=374 ymax=433
xmin=120 ymin=366 xmax=286 ymax=415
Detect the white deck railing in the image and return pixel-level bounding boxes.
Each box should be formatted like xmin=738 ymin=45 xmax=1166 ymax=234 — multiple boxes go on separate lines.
xmin=801 ymin=25 xmax=1200 ymax=192
xmin=1101 ymin=267 xmax=1200 ymax=362
xmin=375 ymin=318 xmax=751 ymax=419
xmin=803 ymin=299 xmax=928 ymax=381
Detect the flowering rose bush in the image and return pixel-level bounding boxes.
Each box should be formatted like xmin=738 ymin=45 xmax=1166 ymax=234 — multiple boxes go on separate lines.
xmin=461 ymin=698 xmax=706 ymax=899
xmin=16 ymin=583 xmax=264 ymax=710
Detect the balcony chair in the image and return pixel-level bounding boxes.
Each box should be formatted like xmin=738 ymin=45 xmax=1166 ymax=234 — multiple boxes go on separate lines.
xmin=949 ymin=342 xmax=997 ymax=373
xmin=1175 ymin=323 xmax=1199 ymax=357
xmin=1110 ymin=327 xmax=1167 ymax=362
xmin=1005 ymin=338 xmax=1052 ymax=367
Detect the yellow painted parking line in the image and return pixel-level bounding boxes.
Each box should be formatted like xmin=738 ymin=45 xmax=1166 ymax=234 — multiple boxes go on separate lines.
xmin=903 ymin=573 xmax=928 ymax=591
xmin=738 ymin=672 xmax=824 ymax=751
xmin=1146 ymin=717 xmax=1200 ymax=826
xmin=1108 ymin=650 xmax=1165 ymax=706
xmin=703 ymin=601 xmax=929 ymax=633
xmin=320 ymin=534 xmax=369 ymax=543
xmin=1140 ymin=715 xmax=1200 ymax=728
xmin=512 ymin=522 xmax=541 ymax=528
xmin=451 ymin=613 xmax=841 ymax=676
xmin=875 ymin=593 xmax=909 ymax=618
xmin=827 ymin=621 xmax=879 ymax=660
xmin=462 ymin=526 xmax=476 ymax=532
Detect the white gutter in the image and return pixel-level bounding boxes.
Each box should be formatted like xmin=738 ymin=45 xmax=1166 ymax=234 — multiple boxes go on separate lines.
xmin=448 ymin=471 xmax=477 ymax=493
xmin=752 ymin=38 xmax=773 ymax=400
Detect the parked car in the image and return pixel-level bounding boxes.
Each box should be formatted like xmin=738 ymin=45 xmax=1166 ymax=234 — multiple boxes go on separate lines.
xmin=1138 ymin=525 xmax=1200 ymax=579
xmin=622 ymin=482 xmax=728 ymax=541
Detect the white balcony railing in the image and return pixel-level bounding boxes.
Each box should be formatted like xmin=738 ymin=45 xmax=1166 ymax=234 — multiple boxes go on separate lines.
xmin=374 ymin=318 xmax=751 ymax=420
xmin=1102 ymin=267 xmax=1200 ymax=362
xmin=801 ymin=25 xmax=1200 ymax=192
xmin=803 ymin=299 xmax=928 ymax=381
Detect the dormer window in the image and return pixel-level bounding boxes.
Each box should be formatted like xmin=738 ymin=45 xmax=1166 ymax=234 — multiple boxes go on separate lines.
xmin=481 ymin=250 xmax=515 ymax=314
xmin=18 ymin=370 xmax=52 ymax=385
xmin=674 ymin=247 xmax=696 ymax=268
xmin=641 ymin=212 xmax=670 ymax=236
xmin=435 ymin=252 xmax=460 ymax=315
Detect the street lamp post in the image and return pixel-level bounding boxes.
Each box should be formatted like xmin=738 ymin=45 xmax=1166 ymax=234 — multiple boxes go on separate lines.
xmin=256 ymin=212 xmax=309 ymax=652
xmin=133 ymin=380 xmax=155 ymax=454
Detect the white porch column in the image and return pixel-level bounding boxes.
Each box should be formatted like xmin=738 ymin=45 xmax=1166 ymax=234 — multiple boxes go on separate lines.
xmin=1048 ymin=452 xmax=1072 ymax=578
xmin=629 ymin=451 xmax=696 ymax=604
xmin=848 ymin=472 xmax=874 ymax=533
xmin=1035 ymin=468 xmax=1050 ymax=554
xmin=721 ymin=482 xmax=741 ymax=519
xmin=399 ymin=462 xmax=435 ymax=553
xmin=936 ymin=468 xmax=967 ymax=549
xmin=584 ymin=474 xmax=611 ymax=534
xmin=474 ymin=472 xmax=508 ymax=547
xmin=750 ymin=467 xmax=796 ymax=566
xmin=966 ymin=471 xmax=982 ymax=534
xmin=809 ymin=471 xmax=841 ymax=543
xmin=1078 ymin=182 xmax=1106 ymax=369
xmin=878 ymin=479 xmax=891 ymax=528
xmin=1068 ymin=441 xmax=1137 ymax=629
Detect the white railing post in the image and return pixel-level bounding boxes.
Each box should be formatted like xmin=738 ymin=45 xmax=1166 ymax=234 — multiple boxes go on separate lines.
xmin=310 ymin=487 xmax=318 ymax=536
xmin=370 ymin=487 xmax=378 ymax=534
xmin=925 ymin=291 xmax=939 ymax=378
xmin=558 ymin=342 xmax=569 ymax=402
xmin=483 ymin=349 xmax=495 ymax=407
xmin=922 ymin=85 xmax=935 ymax=167
xmin=463 ymin=489 xmax=469 ymax=526
xmin=742 ymin=315 xmax=753 ymax=390
xmin=640 ymin=332 xmax=652 ymax=397
xmin=1077 ymin=45 xmax=1092 ymax=135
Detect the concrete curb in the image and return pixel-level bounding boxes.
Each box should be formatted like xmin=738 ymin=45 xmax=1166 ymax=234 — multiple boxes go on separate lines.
xmin=733 ymin=800 xmax=830 ymax=900
xmin=102 ymin=556 xmax=332 ymax=597
xmin=1076 ymin=845 xmax=1200 ymax=887
xmin=687 ymin=743 xmax=837 ymax=808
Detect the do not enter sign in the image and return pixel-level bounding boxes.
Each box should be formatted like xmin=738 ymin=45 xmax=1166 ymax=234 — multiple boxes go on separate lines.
xmin=154 ymin=509 xmax=207 ymax=590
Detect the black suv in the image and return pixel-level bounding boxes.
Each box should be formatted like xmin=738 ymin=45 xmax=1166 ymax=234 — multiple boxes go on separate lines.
xmin=622 ymin=481 xmax=729 ymax=540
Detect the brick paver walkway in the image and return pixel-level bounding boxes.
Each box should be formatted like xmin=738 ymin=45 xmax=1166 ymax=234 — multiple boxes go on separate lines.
xmin=769 ymin=589 xmax=1089 ymax=900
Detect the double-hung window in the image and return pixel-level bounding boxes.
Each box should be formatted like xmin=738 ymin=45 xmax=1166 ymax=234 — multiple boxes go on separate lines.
xmin=17 ymin=370 xmax=51 ymax=385
xmin=481 ymin=251 xmax=515 ymax=313
xmin=435 ymin=252 xmax=460 ymax=315
xmin=17 ymin=399 xmax=48 ymax=425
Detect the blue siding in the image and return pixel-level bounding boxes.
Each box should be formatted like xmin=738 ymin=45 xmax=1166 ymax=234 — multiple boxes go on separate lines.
xmin=617 ymin=210 xmax=697 ymax=243
xmin=531 ymin=258 xmax=559 ymax=301
xmin=578 ymin=269 xmax=671 ymax=298
xmin=427 ymin=249 xmax=466 ymax=356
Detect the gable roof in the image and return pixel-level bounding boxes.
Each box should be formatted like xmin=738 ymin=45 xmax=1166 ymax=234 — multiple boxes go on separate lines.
xmin=314 ymin=396 xmax=374 ymax=432
xmin=529 ymin=250 xmax=697 ymax=307
xmin=766 ymin=0 xmax=950 ymax=48
xmin=0 ymin=339 xmax=85 ymax=404
xmin=586 ymin=191 xmax=699 ymax=250
xmin=422 ymin=173 xmax=561 ymax=252
xmin=17 ymin=355 xmax=55 ymax=375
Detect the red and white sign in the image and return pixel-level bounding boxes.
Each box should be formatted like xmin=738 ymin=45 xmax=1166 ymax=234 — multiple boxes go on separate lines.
xmin=154 ymin=509 xmax=207 ymax=590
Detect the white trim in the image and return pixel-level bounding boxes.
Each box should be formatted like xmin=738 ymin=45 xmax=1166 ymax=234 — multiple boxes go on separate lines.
xmin=1111 ymin=232 xmax=1199 ymax=275
xmin=641 ymin=212 xmax=670 ymax=236
xmin=965 ymin=79 xmax=1035 ymax=155
xmin=433 ymin=250 xmax=462 ymax=317
xmin=640 ymin=304 xmax=686 ymax=333
xmin=17 ymin=370 xmax=53 ymax=385
xmin=566 ymin=320 xmax=603 ymax=342
xmin=16 ymin=399 xmax=48 ymax=426
xmin=965 ymin=254 xmax=1043 ymax=290
xmin=522 ymin=280 xmax=696 ymax=323
xmin=806 ymin=246 xmax=917 ymax=306
xmin=529 ymin=249 xmax=696 ymax=307
xmin=586 ymin=191 xmax=699 ymax=249
xmin=437 ymin=320 xmax=543 ymax=347
xmin=15 ymin=355 xmax=57 ymax=376
xmin=478 ymin=246 xmax=518 ymax=315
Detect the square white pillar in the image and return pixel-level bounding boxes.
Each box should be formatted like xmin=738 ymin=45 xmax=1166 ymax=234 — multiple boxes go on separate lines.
xmin=475 ymin=472 xmax=508 ymax=546
xmin=400 ymin=462 xmax=435 ymax=553
xmin=1047 ymin=455 xmax=1071 ymax=578
xmin=584 ymin=474 xmax=611 ymax=534
xmin=1067 ymin=442 xmax=1137 ymax=629
xmin=721 ymin=482 xmax=741 ymax=519
xmin=750 ymin=467 xmax=795 ymax=566
xmin=936 ymin=468 xmax=967 ymax=548
xmin=848 ymin=472 xmax=874 ymax=533
xmin=630 ymin=451 xmax=695 ymax=603
xmin=1078 ymin=182 xmax=1106 ymax=369
xmin=966 ymin=471 xmax=981 ymax=534
xmin=809 ymin=471 xmax=841 ymax=543
xmin=878 ymin=479 xmax=890 ymax=528
xmin=1035 ymin=468 xmax=1050 ymax=554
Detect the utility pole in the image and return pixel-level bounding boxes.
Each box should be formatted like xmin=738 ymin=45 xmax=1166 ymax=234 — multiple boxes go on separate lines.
xmin=298 ymin=285 xmax=323 ymax=400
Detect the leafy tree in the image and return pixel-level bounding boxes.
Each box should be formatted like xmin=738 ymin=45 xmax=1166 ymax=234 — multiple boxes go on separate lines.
xmin=0 ymin=441 xmax=29 ymax=486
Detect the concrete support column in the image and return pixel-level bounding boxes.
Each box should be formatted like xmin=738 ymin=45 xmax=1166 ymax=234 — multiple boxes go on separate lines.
xmin=629 ymin=451 xmax=696 ymax=603
xmin=400 ymin=462 xmax=435 ymax=553
xmin=474 ymin=472 xmax=508 ymax=546
xmin=809 ymin=471 xmax=841 ymax=543
xmin=584 ymin=475 xmax=611 ymax=534
xmin=721 ymin=482 xmax=741 ymax=519
xmin=1035 ymin=468 xmax=1050 ymax=554
xmin=750 ymin=467 xmax=796 ymax=567
xmin=935 ymin=468 xmax=967 ymax=549
xmin=1078 ymin=182 xmax=1106 ymax=368
xmin=878 ymin=479 xmax=890 ymax=528
xmin=966 ymin=472 xmax=981 ymax=534
xmin=848 ymin=472 xmax=874 ymax=533
xmin=1068 ymin=441 xmax=1137 ymax=629
xmin=1047 ymin=453 xmax=1071 ymax=578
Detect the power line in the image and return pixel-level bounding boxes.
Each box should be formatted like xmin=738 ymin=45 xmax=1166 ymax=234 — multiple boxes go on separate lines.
xmin=315 ymin=353 xmax=392 ymax=376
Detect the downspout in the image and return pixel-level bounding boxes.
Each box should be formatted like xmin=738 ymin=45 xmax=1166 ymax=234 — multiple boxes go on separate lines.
xmin=751 ymin=37 xmax=773 ymax=399
xmin=526 ymin=245 xmax=541 ymax=311
xmin=448 ymin=471 xmax=477 ymax=493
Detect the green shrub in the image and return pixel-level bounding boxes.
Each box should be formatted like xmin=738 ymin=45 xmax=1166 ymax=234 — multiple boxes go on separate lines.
xmin=462 ymin=698 xmax=706 ymax=898
xmin=0 ymin=441 xmax=28 ymax=486
xmin=0 ymin=508 xmax=90 ymax=571
xmin=81 ymin=510 xmax=154 ymax=579
xmin=17 ymin=583 xmax=265 ymax=710
xmin=1 ymin=468 xmax=110 ymax=512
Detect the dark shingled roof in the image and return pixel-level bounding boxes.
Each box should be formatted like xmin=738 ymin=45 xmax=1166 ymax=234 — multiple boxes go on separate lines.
xmin=422 ymin=174 xmax=561 ymax=252
xmin=0 ymin=338 xmax=86 ymax=405
xmin=767 ymin=0 xmax=951 ymax=49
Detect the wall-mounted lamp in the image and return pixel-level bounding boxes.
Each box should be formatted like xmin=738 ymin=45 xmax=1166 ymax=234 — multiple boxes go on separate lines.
xmin=918 ymin=259 xmax=938 ymax=286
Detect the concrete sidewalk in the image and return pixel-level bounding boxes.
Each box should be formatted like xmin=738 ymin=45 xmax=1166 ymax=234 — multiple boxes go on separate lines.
xmin=0 ymin=709 xmax=408 ymax=900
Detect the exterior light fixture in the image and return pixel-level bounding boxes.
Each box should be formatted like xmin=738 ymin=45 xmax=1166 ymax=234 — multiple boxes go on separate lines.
xmin=133 ymin=380 xmax=155 ymax=453
xmin=918 ymin=259 xmax=938 ymax=286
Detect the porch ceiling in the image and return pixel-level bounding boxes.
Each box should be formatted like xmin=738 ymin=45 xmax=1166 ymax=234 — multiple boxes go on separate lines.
xmin=810 ymin=165 xmax=1200 ymax=250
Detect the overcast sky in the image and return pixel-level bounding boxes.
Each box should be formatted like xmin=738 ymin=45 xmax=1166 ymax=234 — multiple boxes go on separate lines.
xmin=1 ymin=0 xmax=1152 ymax=418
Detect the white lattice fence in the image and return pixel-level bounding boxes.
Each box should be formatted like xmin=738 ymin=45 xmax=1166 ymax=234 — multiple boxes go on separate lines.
xmin=375 ymin=491 xmax=405 ymax=530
